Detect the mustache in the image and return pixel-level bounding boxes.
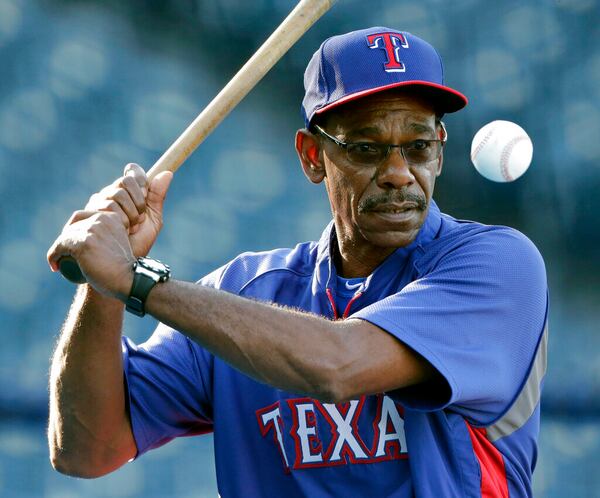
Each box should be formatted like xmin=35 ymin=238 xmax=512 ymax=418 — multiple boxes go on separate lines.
xmin=358 ymin=191 xmax=427 ymax=213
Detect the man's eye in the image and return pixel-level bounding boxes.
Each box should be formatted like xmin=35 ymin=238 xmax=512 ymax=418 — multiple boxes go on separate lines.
xmin=350 ymin=143 xmax=381 ymax=155
xmin=407 ymin=140 xmax=430 ymax=151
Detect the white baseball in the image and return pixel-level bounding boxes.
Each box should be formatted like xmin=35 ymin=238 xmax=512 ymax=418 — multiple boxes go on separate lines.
xmin=470 ymin=120 xmax=533 ymax=182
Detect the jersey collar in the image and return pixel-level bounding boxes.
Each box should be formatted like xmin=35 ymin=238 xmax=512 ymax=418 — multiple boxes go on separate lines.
xmin=314 ymin=199 xmax=442 ymax=293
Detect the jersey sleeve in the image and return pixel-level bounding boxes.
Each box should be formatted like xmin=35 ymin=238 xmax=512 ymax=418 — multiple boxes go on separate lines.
xmin=123 ymin=326 xmax=214 ymax=456
xmin=352 ymin=227 xmax=548 ymax=425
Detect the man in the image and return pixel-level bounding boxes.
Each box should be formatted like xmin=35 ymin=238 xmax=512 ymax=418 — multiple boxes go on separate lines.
xmin=47 ymin=27 xmax=548 ymax=498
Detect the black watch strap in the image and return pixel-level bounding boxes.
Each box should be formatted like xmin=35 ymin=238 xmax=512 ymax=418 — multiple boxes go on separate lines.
xmin=125 ymin=271 xmax=158 ymax=317
xmin=125 ymin=258 xmax=170 ymax=317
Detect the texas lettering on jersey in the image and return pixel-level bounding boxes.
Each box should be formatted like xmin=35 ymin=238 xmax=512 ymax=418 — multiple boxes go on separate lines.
xmin=256 ymin=394 xmax=408 ymax=473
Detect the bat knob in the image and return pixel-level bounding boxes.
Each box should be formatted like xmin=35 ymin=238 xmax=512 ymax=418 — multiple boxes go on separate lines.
xmin=58 ymin=256 xmax=87 ymax=284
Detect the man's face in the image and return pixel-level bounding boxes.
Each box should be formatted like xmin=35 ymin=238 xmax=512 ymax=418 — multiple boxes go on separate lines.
xmin=308 ymin=90 xmax=444 ymax=264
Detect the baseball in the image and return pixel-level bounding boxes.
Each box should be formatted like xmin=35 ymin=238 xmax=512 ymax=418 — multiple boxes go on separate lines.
xmin=470 ymin=120 xmax=533 ymax=182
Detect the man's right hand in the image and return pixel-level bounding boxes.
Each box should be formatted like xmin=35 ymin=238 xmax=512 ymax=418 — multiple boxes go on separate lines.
xmin=46 ymin=163 xmax=173 ymax=298
xmin=84 ymin=163 xmax=173 ymax=258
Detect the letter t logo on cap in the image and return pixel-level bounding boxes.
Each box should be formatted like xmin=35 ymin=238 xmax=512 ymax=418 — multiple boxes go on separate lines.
xmin=366 ymin=32 xmax=409 ymax=73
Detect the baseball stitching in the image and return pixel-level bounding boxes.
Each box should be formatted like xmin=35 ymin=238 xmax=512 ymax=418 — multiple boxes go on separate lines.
xmin=471 ymin=124 xmax=496 ymax=164
xmin=500 ymin=136 xmax=527 ymax=182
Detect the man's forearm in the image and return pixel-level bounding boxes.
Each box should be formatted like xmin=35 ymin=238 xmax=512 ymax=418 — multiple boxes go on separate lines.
xmin=146 ymin=279 xmax=345 ymax=400
xmin=145 ymin=280 xmax=433 ymax=402
xmin=49 ymin=285 xmax=136 ymax=477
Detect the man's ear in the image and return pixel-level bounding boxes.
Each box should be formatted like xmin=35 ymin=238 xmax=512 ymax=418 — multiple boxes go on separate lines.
xmin=436 ymin=121 xmax=445 ymax=177
xmin=296 ymin=129 xmax=326 ymax=184
xmin=436 ymin=151 xmax=444 ymax=177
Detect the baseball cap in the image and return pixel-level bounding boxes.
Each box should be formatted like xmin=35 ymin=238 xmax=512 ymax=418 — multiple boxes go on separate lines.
xmin=302 ymin=27 xmax=468 ymax=127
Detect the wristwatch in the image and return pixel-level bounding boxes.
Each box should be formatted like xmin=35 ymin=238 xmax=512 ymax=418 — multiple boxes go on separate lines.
xmin=125 ymin=257 xmax=171 ymax=317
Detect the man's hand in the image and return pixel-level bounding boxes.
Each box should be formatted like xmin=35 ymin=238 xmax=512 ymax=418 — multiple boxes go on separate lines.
xmin=47 ymin=163 xmax=173 ymax=299
xmin=85 ymin=164 xmax=173 ymax=258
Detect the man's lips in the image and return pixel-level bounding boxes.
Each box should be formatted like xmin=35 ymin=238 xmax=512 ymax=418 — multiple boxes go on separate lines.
xmin=367 ymin=202 xmax=419 ymax=214
xmin=358 ymin=192 xmax=427 ymax=214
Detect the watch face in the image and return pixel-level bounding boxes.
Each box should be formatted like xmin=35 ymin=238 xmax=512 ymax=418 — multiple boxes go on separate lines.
xmin=138 ymin=257 xmax=169 ymax=275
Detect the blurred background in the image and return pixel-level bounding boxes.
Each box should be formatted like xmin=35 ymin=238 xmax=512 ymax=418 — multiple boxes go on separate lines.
xmin=0 ymin=0 xmax=599 ymax=496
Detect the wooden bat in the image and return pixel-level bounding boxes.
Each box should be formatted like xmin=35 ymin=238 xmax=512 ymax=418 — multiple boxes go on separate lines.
xmin=59 ymin=0 xmax=338 ymax=284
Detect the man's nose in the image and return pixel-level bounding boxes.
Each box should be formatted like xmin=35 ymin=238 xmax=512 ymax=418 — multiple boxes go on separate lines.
xmin=375 ymin=148 xmax=415 ymax=189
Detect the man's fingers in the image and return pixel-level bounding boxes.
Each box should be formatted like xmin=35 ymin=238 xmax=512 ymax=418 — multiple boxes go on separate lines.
xmin=123 ymin=163 xmax=148 ymax=189
xmin=47 ymin=211 xmax=125 ymax=271
xmin=94 ymin=199 xmax=132 ymax=228
xmin=84 ymin=165 xmax=150 ymax=229
xmin=49 ymin=163 xmax=154 ymax=275
xmin=147 ymin=171 xmax=173 ymax=215
xmin=87 ymin=188 xmax=137 ymax=227
xmin=67 ymin=209 xmax=97 ymax=226
xmin=47 ymin=216 xmax=92 ymax=271
xmin=47 ymin=238 xmax=69 ymax=272
xmin=120 ymin=174 xmax=147 ymax=214
xmin=51 ymin=209 xmax=102 ymax=270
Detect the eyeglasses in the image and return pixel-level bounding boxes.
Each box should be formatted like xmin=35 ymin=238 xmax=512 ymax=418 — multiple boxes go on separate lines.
xmin=313 ymin=123 xmax=447 ymax=167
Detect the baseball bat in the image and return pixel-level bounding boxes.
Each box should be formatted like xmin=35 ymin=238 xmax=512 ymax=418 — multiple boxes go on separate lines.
xmin=59 ymin=0 xmax=338 ymax=284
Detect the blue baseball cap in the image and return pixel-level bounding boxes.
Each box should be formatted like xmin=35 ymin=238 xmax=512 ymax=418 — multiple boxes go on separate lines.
xmin=302 ymin=27 xmax=468 ymax=127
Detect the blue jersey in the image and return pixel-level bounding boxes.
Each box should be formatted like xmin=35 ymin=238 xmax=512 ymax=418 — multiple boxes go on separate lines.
xmin=122 ymin=200 xmax=548 ymax=498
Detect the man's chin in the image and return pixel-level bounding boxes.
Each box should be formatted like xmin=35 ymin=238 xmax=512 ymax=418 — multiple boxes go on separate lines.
xmin=359 ymin=226 xmax=422 ymax=249
xmin=367 ymin=231 xmax=420 ymax=249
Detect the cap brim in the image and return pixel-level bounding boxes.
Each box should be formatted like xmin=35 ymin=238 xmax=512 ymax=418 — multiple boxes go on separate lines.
xmin=313 ymin=80 xmax=468 ymax=119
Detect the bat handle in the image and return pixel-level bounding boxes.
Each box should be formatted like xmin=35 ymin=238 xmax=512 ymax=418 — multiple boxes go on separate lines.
xmin=58 ymin=256 xmax=87 ymax=284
